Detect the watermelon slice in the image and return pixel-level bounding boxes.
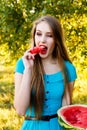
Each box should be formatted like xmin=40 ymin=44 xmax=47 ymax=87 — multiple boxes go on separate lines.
xmin=29 ymin=46 xmax=47 ymax=54
xmin=29 ymin=46 xmax=43 ymax=54
xmin=58 ymin=104 xmax=87 ymax=130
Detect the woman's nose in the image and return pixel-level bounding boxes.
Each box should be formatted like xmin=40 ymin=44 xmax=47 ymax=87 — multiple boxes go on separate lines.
xmin=40 ymin=35 xmax=46 ymax=43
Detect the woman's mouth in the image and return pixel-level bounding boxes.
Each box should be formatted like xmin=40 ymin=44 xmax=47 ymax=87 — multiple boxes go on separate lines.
xmin=39 ymin=45 xmax=47 ymax=54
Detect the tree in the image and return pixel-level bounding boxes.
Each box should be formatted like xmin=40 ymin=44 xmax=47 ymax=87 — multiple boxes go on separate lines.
xmin=0 ymin=0 xmax=87 ymax=63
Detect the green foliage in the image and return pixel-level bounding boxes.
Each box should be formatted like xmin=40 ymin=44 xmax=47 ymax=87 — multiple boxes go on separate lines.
xmin=0 ymin=0 xmax=87 ymax=60
xmin=0 ymin=0 xmax=87 ymax=129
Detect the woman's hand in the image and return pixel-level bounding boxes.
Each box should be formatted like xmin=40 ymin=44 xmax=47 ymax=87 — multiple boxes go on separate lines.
xmin=22 ymin=49 xmax=35 ymax=70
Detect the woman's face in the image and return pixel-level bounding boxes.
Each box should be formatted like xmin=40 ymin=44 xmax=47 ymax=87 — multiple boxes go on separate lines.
xmin=34 ymin=21 xmax=55 ymax=59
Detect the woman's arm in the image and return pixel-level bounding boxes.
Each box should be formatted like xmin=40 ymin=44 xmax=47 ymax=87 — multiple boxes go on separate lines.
xmin=68 ymin=81 xmax=75 ymax=104
xmin=14 ymin=50 xmax=35 ymax=116
xmin=14 ymin=69 xmax=32 ymax=116
xmin=62 ymin=61 xmax=77 ymax=106
xmin=62 ymin=81 xmax=75 ymax=106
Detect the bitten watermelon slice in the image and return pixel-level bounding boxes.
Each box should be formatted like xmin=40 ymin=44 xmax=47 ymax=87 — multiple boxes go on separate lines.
xmin=29 ymin=47 xmax=43 ymax=54
xmin=58 ymin=105 xmax=87 ymax=130
xmin=29 ymin=46 xmax=47 ymax=54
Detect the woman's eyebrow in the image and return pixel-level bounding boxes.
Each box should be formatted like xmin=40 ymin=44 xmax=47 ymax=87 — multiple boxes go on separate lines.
xmin=36 ymin=30 xmax=52 ymax=34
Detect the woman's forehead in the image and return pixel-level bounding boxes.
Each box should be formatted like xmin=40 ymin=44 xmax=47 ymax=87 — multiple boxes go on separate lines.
xmin=36 ymin=21 xmax=53 ymax=33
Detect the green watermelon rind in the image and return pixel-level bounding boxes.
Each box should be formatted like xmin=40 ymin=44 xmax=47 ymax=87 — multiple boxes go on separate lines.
xmin=58 ymin=104 xmax=87 ymax=130
xmin=58 ymin=116 xmax=81 ymax=130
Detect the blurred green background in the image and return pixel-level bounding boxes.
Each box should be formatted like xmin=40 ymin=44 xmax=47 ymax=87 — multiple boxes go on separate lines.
xmin=0 ymin=0 xmax=87 ymax=129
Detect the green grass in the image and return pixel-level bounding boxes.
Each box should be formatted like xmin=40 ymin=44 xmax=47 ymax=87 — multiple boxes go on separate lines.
xmin=0 ymin=64 xmax=23 ymax=130
xmin=0 ymin=63 xmax=87 ymax=130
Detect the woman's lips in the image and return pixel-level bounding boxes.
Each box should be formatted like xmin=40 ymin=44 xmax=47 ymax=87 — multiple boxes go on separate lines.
xmin=39 ymin=45 xmax=47 ymax=54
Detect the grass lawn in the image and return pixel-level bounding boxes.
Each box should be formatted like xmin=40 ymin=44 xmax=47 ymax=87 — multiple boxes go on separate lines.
xmin=0 ymin=64 xmax=23 ymax=130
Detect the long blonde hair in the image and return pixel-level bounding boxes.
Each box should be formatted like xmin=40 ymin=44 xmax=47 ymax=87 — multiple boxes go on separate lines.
xmin=30 ymin=15 xmax=71 ymax=118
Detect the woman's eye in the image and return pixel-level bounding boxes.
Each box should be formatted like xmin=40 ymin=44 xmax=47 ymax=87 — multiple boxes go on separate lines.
xmin=36 ymin=33 xmax=42 ymax=36
xmin=47 ymin=35 xmax=53 ymax=37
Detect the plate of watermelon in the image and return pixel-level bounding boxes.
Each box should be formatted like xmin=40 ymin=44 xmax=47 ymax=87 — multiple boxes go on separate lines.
xmin=58 ymin=104 xmax=87 ymax=130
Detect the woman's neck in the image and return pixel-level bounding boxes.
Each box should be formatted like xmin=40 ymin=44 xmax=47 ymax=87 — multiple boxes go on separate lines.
xmin=41 ymin=58 xmax=61 ymax=75
xmin=41 ymin=56 xmax=57 ymax=64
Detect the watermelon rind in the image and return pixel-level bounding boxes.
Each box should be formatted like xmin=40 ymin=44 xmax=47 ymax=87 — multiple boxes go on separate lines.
xmin=58 ymin=116 xmax=80 ymax=130
xmin=58 ymin=104 xmax=87 ymax=130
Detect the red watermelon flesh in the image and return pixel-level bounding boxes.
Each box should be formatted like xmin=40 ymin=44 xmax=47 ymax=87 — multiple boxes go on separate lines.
xmin=29 ymin=46 xmax=47 ymax=54
xmin=58 ymin=105 xmax=87 ymax=129
xmin=29 ymin=47 xmax=43 ymax=54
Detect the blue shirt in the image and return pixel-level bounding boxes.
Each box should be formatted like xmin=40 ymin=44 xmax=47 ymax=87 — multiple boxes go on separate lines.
xmin=15 ymin=58 xmax=77 ymax=130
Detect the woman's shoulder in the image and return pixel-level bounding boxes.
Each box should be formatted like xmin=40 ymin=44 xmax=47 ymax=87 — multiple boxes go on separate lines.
xmin=64 ymin=60 xmax=77 ymax=82
xmin=64 ymin=60 xmax=75 ymax=69
xmin=15 ymin=57 xmax=25 ymax=74
xmin=16 ymin=57 xmax=24 ymax=67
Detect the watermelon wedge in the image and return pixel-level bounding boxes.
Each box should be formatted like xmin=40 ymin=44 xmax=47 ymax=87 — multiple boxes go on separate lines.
xmin=29 ymin=47 xmax=43 ymax=54
xmin=58 ymin=104 xmax=87 ymax=130
xmin=29 ymin=46 xmax=47 ymax=54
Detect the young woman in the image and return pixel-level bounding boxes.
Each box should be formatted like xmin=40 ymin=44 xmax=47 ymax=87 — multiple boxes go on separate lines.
xmin=14 ymin=15 xmax=77 ymax=130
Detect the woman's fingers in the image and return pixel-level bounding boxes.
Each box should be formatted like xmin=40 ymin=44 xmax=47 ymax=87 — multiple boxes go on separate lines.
xmin=24 ymin=50 xmax=35 ymax=60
